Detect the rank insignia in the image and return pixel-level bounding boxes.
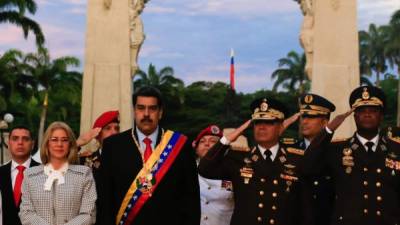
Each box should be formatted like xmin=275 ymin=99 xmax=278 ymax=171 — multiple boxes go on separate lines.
xmin=287 ymin=147 xmax=304 ymax=156
xmin=252 ymin=154 xmax=259 ymax=162
xmin=279 ymin=155 xmax=287 ymax=163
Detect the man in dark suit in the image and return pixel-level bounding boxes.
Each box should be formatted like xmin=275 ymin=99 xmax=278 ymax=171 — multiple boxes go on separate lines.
xmin=97 ymin=86 xmax=200 ymax=225
xmin=0 ymin=126 xmax=39 ymax=225
xmin=304 ymin=86 xmax=400 ymax=225
xmin=199 ymin=97 xmax=312 ymax=225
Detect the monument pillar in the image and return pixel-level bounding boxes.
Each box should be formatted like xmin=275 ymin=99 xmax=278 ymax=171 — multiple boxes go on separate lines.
xmin=81 ymin=0 xmax=147 ymax=140
xmin=300 ymin=0 xmax=360 ymax=138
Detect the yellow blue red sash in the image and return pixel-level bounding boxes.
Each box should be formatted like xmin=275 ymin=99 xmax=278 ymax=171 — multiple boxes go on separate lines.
xmin=116 ymin=130 xmax=187 ymax=225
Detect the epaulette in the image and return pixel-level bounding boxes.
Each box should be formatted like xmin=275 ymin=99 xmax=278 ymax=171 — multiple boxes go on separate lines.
xmin=286 ymin=147 xmax=304 ymax=156
xmin=281 ymin=137 xmax=297 ymax=145
xmin=331 ymin=137 xmax=349 ymax=143
xmin=78 ymin=150 xmax=93 ymax=157
xmin=389 ymin=136 xmax=400 ymax=144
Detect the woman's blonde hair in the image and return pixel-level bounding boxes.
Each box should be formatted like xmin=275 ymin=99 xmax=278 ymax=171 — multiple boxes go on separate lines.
xmin=40 ymin=121 xmax=79 ymax=165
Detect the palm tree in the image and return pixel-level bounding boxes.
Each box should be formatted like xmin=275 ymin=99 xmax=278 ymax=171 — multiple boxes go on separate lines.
xmin=23 ymin=47 xmax=80 ymax=146
xmin=0 ymin=0 xmax=45 ymax=46
xmin=271 ymin=51 xmax=309 ymax=95
xmin=385 ymin=10 xmax=400 ymax=126
xmin=359 ymin=24 xmax=389 ymax=87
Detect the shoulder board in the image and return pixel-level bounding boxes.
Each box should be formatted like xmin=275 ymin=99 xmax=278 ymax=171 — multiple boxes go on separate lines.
xmin=78 ymin=150 xmax=93 ymax=157
xmin=331 ymin=137 xmax=349 ymax=143
xmin=281 ymin=138 xmax=297 ymax=144
xmin=389 ymin=136 xmax=400 ymax=144
xmin=286 ymin=147 xmax=304 ymax=156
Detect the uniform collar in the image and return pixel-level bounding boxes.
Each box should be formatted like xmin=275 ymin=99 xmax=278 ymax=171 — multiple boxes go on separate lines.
xmin=356 ymin=133 xmax=379 ymax=152
xmin=258 ymin=142 xmax=279 ymax=161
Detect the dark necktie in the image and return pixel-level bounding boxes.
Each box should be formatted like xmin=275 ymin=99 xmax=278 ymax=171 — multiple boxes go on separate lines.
xmin=366 ymin=141 xmax=375 ymax=158
xmin=264 ymin=150 xmax=272 ymax=163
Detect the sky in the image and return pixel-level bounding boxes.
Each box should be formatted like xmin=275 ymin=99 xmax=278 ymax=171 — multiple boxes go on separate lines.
xmin=0 ymin=0 xmax=399 ymax=93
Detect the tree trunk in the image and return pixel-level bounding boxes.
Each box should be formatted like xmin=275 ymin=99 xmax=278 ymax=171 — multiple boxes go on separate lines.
xmin=397 ymin=67 xmax=400 ymax=126
xmin=38 ymin=92 xmax=48 ymax=148
xmin=376 ymin=71 xmax=380 ymax=87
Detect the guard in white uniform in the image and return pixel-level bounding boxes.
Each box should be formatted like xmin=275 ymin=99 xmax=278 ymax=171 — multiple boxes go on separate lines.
xmin=193 ymin=125 xmax=234 ymax=225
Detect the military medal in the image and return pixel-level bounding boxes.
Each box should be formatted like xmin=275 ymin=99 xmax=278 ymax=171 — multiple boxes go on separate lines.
xmin=252 ymin=154 xmax=259 ymax=162
xmin=286 ymin=180 xmax=292 ymax=192
xmin=279 ymin=155 xmax=287 ymax=163
xmin=342 ymin=148 xmax=354 ymax=174
xmin=240 ymin=158 xmax=254 ymax=184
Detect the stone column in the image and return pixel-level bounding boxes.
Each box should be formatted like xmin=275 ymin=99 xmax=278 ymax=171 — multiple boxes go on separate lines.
xmin=300 ymin=0 xmax=360 ymax=138
xmin=81 ymin=0 xmax=147 ymax=142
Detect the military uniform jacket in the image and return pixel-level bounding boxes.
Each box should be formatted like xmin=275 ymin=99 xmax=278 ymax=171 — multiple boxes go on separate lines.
xmin=293 ymin=139 xmax=335 ymax=225
xmin=304 ymin=129 xmax=400 ymax=225
xmin=96 ymin=128 xmax=200 ymax=225
xmin=198 ymin=142 xmax=313 ymax=225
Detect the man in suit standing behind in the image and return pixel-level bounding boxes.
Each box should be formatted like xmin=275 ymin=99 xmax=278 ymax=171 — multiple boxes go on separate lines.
xmin=97 ymin=86 xmax=200 ymax=225
xmin=0 ymin=126 xmax=39 ymax=225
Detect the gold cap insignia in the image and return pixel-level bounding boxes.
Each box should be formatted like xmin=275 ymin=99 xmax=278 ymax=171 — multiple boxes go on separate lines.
xmin=304 ymin=95 xmax=313 ymax=104
xmin=260 ymin=99 xmax=268 ymax=112
xmin=362 ymin=87 xmax=370 ymax=100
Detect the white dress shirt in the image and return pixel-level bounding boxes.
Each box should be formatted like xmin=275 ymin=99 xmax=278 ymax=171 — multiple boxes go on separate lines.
xmin=136 ymin=127 xmax=159 ymax=155
xmin=356 ymin=133 xmax=379 ymax=152
xmin=11 ymin=158 xmax=31 ymax=189
xmin=258 ymin=143 xmax=280 ymax=161
xmin=304 ymin=138 xmax=311 ymax=149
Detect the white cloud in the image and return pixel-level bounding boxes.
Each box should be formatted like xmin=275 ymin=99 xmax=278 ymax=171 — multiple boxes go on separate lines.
xmin=358 ymin=0 xmax=400 ymax=29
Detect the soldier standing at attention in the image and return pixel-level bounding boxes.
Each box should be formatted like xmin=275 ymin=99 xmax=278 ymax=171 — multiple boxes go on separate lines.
xmin=199 ymin=97 xmax=312 ymax=225
xmin=304 ymin=86 xmax=400 ymax=225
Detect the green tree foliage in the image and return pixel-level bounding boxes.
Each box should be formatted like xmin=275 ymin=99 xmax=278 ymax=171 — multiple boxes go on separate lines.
xmin=0 ymin=0 xmax=45 ymax=46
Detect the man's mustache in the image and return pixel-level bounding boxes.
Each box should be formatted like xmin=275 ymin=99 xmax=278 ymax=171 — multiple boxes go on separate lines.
xmin=141 ymin=117 xmax=153 ymax=123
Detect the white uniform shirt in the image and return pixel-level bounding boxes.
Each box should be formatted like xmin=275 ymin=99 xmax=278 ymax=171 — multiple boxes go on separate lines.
xmin=199 ymin=175 xmax=234 ymax=225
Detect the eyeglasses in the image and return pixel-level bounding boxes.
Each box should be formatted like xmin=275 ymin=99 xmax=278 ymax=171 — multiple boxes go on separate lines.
xmin=49 ymin=137 xmax=69 ymax=144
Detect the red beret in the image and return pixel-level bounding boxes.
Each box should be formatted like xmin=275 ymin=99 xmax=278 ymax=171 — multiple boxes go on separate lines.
xmin=93 ymin=110 xmax=119 ymax=129
xmin=192 ymin=125 xmax=223 ymax=147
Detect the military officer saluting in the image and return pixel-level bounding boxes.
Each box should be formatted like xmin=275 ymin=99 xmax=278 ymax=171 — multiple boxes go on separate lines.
xmin=79 ymin=110 xmax=120 ymax=171
xmin=294 ymin=93 xmax=336 ymax=225
xmin=199 ymin=97 xmax=312 ymax=225
xmin=304 ymin=86 xmax=400 ymax=225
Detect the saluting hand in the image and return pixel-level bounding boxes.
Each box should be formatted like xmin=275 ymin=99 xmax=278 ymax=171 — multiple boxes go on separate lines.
xmin=280 ymin=112 xmax=301 ymax=135
xmin=226 ymin=120 xmax=252 ymax=143
xmin=76 ymin=127 xmax=102 ymax=147
xmin=327 ymin=108 xmax=355 ymax=131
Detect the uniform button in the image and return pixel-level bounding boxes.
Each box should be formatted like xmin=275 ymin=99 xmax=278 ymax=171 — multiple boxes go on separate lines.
xmin=261 ymin=178 xmax=266 ymax=183
xmin=363 ymin=181 xmax=368 ymax=186
xmin=364 ymin=194 xmax=368 ymax=199
xmin=272 ymin=205 xmax=277 ymax=210
xmin=258 ymin=203 xmax=264 ymax=208
xmin=313 ymin=194 xmax=317 ymax=199
xmin=376 ymin=182 xmax=382 ymax=187
xmin=364 ymin=167 xmax=368 ymax=172
xmin=257 ymin=217 xmax=262 ymax=222
xmin=272 ymin=192 xmax=277 ymax=198
xmin=270 ymin=219 xmax=275 ymax=224
xmin=363 ymin=209 xmax=368 ymax=214
xmin=260 ymin=191 xmax=265 ymax=196
xmin=339 ymin=216 xmax=343 ymax=220
xmin=273 ymin=179 xmax=278 ymax=185
xmin=377 ymin=196 xmax=382 ymax=201
xmin=377 ymin=168 xmax=382 ymax=173
xmin=377 ymin=211 xmax=381 ymax=216
xmin=314 ymin=181 xmax=319 ymax=186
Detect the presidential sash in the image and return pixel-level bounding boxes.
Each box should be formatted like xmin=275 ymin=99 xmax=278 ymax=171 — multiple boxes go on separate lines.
xmin=116 ymin=130 xmax=187 ymax=225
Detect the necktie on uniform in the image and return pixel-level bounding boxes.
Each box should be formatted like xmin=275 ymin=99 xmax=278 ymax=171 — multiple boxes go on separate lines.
xmin=14 ymin=165 xmax=25 ymax=206
xmin=143 ymin=137 xmax=153 ymax=162
xmin=264 ymin=150 xmax=272 ymax=163
xmin=366 ymin=141 xmax=375 ymax=158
